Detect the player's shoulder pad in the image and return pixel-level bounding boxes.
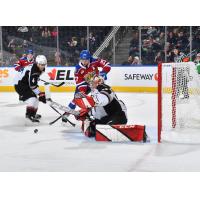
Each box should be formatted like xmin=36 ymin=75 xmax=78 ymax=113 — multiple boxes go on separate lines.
xmin=97 ymin=84 xmax=112 ymax=94
xmin=74 ymin=64 xmax=82 ymax=73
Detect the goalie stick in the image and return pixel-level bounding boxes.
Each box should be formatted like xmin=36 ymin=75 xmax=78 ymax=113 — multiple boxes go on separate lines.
xmin=47 ymin=98 xmax=80 ymax=116
xmin=49 ymin=105 xmax=76 ymax=127
xmin=39 ymin=79 xmax=65 ymax=87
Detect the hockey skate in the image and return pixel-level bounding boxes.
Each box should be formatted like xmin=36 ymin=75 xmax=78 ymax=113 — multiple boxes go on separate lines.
xmin=35 ymin=114 xmax=42 ymax=120
xmin=25 ymin=114 xmax=40 ymax=125
xmin=25 ymin=107 xmax=40 ymax=125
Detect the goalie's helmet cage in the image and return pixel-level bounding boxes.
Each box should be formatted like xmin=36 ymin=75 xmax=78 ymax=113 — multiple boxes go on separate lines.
xmin=158 ymin=62 xmax=200 ymax=143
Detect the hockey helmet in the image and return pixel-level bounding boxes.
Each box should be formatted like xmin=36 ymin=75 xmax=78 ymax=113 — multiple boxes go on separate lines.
xmin=80 ymin=50 xmax=91 ymax=60
xmin=36 ymin=55 xmax=47 ymax=67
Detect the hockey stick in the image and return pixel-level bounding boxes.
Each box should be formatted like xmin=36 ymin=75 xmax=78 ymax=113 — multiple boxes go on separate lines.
xmin=47 ymin=98 xmax=80 ymax=116
xmin=40 ymin=79 xmax=65 ymax=87
xmin=49 ymin=114 xmax=63 ymax=125
xmin=47 ymin=98 xmax=93 ymax=124
xmin=49 ymin=105 xmax=76 ymax=127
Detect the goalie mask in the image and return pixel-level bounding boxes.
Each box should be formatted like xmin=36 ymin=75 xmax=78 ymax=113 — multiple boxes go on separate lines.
xmin=84 ymin=72 xmax=104 ymax=88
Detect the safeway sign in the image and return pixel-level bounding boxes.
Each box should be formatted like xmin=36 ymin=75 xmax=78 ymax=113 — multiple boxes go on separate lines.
xmin=107 ymin=66 xmax=158 ymax=87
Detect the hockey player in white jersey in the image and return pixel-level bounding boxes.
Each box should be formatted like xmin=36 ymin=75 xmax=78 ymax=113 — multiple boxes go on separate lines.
xmin=74 ymin=72 xmax=128 ymax=136
xmin=14 ymin=55 xmax=47 ymax=123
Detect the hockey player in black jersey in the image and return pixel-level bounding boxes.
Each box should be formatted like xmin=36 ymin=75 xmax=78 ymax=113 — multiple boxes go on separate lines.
xmin=14 ymin=55 xmax=47 ymax=124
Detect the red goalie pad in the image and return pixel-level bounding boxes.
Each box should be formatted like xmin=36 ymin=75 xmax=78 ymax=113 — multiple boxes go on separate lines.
xmin=95 ymin=125 xmax=148 ymax=142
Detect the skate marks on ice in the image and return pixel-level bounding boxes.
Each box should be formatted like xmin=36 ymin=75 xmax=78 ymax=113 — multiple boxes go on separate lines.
xmin=60 ymin=128 xmax=108 ymax=150
xmin=0 ymin=116 xmax=30 ymax=133
xmin=155 ymin=141 xmax=200 ymax=157
xmin=127 ymin=144 xmax=157 ymax=172
xmin=162 ymin=128 xmax=200 ymax=145
xmin=3 ymin=103 xmax=25 ymax=107
xmin=0 ymin=101 xmax=7 ymax=105
xmin=0 ymin=99 xmax=25 ymax=107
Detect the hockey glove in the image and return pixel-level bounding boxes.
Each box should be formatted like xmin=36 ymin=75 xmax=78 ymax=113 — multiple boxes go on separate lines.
xmin=75 ymin=108 xmax=89 ymax=121
xmin=38 ymin=92 xmax=46 ymax=104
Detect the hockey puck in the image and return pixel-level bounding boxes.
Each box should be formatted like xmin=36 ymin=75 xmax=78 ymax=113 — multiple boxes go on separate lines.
xmin=34 ymin=129 xmax=38 ymax=134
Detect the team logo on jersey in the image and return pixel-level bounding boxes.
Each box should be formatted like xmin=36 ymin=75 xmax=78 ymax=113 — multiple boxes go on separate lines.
xmin=80 ymin=69 xmax=85 ymax=75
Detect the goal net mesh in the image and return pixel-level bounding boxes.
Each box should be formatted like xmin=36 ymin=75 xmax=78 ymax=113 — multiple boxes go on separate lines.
xmin=161 ymin=62 xmax=200 ymax=143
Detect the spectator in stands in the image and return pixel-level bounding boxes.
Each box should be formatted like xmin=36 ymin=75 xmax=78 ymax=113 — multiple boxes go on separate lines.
xmin=55 ymin=50 xmax=61 ymax=66
xmin=132 ymin=56 xmax=141 ymax=65
xmin=51 ymin=27 xmax=58 ymax=38
xmin=122 ymin=56 xmax=134 ymax=65
xmin=80 ymin=37 xmax=86 ymax=48
xmin=122 ymin=56 xmax=141 ymax=65
xmin=159 ymin=32 xmax=165 ymax=47
xmin=194 ymin=53 xmax=200 ymax=62
xmin=172 ymin=48 xmax=183 ymax=62
xmin=89 ymin=32 xmax=96 ymax=53
xmin=129 ymin=31 xmax=139 ymax=57
xmin=89 ymin=33 xmax=96 ymax=46
xmin=176 ymin=31 xmax=189 ymax=51
xmin=147 ymin=27 xmax=158 ymax=37
xmin=167 ymin=31 xmax=177 ymax=46
xmin=68 ymin=37 xmax=78 ymax=47
xmin=42 ymin=27 xmax=51 ymax=38
xmin=154 ymin=51 xmax=164 ymax=64
xmin=8 ymin=39 xmax=16 ymax=53
xmin=22 ymin=40 xmax=29 ymax=48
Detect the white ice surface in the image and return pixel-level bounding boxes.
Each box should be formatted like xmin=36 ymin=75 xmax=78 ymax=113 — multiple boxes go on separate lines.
xmin=1 ymin=92 xmax=200 ymax=171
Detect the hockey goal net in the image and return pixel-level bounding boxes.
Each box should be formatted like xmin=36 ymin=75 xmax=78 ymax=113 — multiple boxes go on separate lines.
xmin=158 ymin=62 xmax=200 ymax=143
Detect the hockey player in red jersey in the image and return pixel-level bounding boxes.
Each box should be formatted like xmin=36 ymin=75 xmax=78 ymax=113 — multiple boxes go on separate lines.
xmin=62 ymin=49 xmax=111 ymax=123
xmin=14 ymin=49 xmax=34 ymax=72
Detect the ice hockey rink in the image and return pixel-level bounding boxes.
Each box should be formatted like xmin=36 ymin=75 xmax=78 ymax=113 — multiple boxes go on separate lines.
xmin=1 ymin=92 xmax=200 ymax=172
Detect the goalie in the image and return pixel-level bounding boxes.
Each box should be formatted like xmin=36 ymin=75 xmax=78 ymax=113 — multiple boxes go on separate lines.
xmin=74 ymin=72 xmax=128 ymax=136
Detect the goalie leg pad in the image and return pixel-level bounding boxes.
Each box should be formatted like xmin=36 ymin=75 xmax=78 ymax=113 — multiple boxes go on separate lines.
xmin=95 ymin=125 xmax=148 ymax=142
xmin=82 ymin=119 xmax=96 ymax=137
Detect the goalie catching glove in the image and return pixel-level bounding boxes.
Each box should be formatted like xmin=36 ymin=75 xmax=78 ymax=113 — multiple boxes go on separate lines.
xmin=75 ymin=108 xmax=90 ymax=121
xmin=73 ymin=93 xmax=96 ymax=121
